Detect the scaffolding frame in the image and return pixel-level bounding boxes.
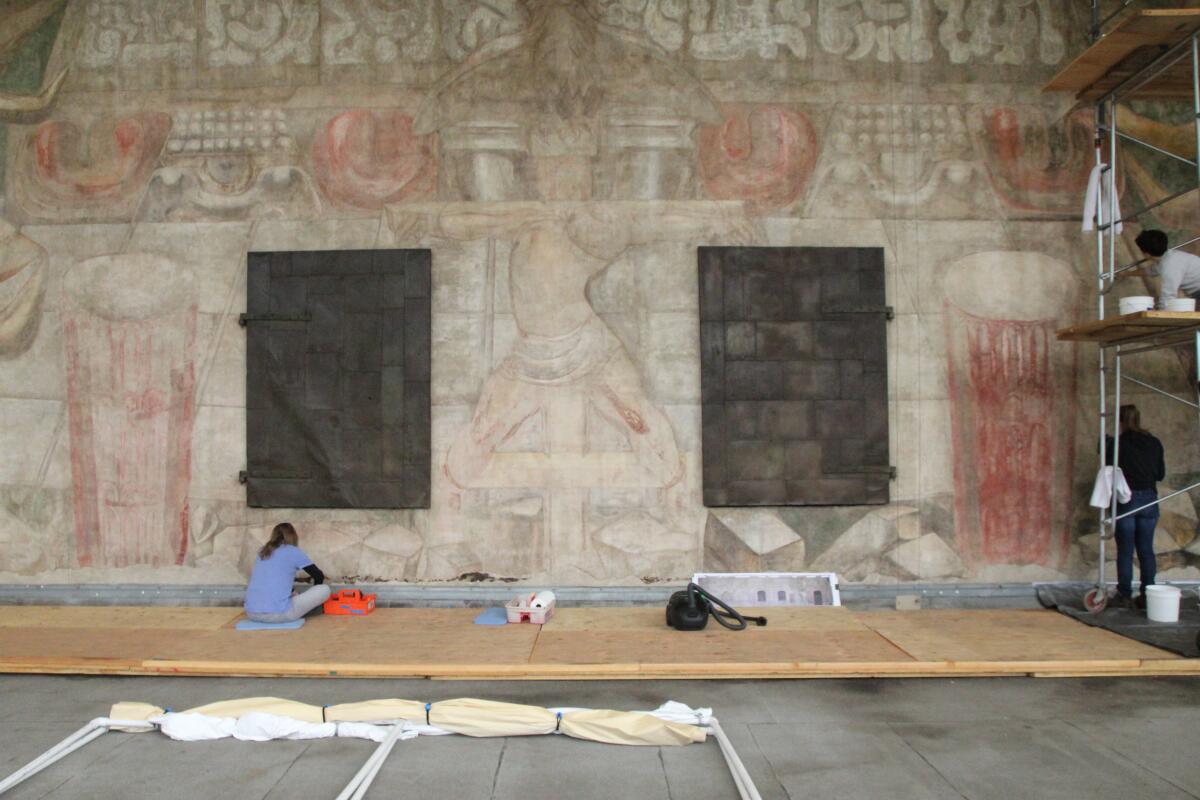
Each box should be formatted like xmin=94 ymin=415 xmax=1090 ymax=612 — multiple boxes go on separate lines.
xmin=1061 ymin=4 xmax=1200 ymax=611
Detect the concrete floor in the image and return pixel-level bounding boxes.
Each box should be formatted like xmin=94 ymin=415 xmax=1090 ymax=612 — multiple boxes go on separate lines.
xmin=2 ymin=675 xmax=1200 ymax=800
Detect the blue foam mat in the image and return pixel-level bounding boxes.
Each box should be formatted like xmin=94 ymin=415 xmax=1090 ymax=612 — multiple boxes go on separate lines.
xmin=236 ymin=617 xmax=306 ymax=631
xmin=473 ymin=607 xmax=509 ymax=625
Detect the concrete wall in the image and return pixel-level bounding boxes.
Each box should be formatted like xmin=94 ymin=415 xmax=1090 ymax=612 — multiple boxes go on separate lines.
xmin=1 ymin=0 xmax=1198 ymax=587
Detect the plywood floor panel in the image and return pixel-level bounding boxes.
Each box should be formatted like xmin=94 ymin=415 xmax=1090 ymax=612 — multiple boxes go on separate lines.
xmin=856 ymin=609 xmax=1174 ymax=663
xmin=0 ymin=606 xmax=244 ymax=630
xmin=0 ymin=606 xmax=1191 ymax=679
xmin=543 ymin=606 xmax=868 ymax=632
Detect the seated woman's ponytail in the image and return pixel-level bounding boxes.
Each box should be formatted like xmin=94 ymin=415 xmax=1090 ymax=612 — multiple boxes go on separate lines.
xmin=259 ymin=522 xmax=298 ymax=560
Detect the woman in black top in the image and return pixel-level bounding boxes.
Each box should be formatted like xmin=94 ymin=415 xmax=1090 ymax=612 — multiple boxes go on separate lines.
xmin=1105 ymin=404 xmax=1165 ymax=609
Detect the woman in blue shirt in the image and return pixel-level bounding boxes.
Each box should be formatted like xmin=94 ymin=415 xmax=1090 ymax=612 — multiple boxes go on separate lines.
xmin=244 ymin=522 xmax=331 ymax=623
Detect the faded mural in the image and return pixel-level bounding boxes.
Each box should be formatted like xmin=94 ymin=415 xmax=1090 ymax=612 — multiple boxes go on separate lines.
xmin=1 ymin=0 xmax=1199 ymax=586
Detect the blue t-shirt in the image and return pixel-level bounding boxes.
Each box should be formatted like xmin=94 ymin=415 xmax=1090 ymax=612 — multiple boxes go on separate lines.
xmin=244 ymin=544 xmax=315 ymax=614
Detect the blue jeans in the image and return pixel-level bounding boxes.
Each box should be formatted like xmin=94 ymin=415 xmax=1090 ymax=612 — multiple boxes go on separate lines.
xmin=1115 ymin=489 xmax=1158 ymax=598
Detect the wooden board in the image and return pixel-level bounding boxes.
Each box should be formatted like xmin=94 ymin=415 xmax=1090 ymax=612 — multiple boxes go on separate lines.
xmin=0 ymin=605 xmax=243 ymax=630
xmin=856 ymin=609 xmax=1174 ymax=663
xmin=1056 ymin=310 xmax=1200 ymax=343
xmin=1044 ymin=9 xmax=1200 ymax=99
xmin=542 ymin=606 xmax=868 ymax=632
xmin=0 ymin=606 xmax=1192 ymax=679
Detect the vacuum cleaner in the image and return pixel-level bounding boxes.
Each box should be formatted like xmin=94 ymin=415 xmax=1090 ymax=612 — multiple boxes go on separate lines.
xmin=665 ymin=582 xmax=767 ymax=631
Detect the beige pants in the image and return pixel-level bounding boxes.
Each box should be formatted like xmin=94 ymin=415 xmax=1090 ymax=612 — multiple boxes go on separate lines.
xmin=246 ymin=584 xmax=331 ymax=623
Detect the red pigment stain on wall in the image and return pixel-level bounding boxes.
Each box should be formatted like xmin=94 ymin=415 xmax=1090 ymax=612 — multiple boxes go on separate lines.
xmin=946 ymin=311 xmax=1074 ymax=567
xmin=63 ymin=306 xmax=197 ymax=568
xmin=699 ymin=104 xmax=818 ymax=213
xmin=981 ymin=107 xmax=1097 ymax=214
xmin=32 ymin=113 xmax=171 ymax=201
xmin=312 ymin=109 xmax=436 ymax=210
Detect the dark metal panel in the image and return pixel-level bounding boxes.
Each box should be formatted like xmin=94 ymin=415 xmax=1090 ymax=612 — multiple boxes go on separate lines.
xmin=698 ymin=246 xmax=890 ymax=507
xmin=244 ymin=249 xmax=431 ymax=509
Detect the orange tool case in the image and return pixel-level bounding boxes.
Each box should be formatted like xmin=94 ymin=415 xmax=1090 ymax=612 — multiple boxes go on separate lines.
xmin=323 ymin=589 xmax=376 ymax=615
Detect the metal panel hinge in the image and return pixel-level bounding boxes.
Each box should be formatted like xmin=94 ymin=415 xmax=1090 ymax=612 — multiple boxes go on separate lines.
xmin=240 ymin=470 xmax=312 ymax=483
xmin=827 ymin=465 xmax=897 ymax=480
xmin=239 ymin=313 xmax=312 ymax=326
xmin=822 ymin=304 xmax=894 ymax=320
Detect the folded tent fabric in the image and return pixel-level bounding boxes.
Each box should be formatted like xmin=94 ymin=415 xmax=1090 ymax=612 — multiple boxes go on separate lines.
xmin=233 ymin=712 xmax=336 ymax=741
xmin=108 ymin=702 xmax=165 ymax=732
xmin=325 ymin=699 xmax=428 ymax=723
xmin=181 ymin=697 xmax=325 ymax=724
xmin=104 ymin=697 xmax=709 ymax=746
xmin=156 ymin=713 xmax=237 ymax=741
xmin=428 ymin=698 xmax=558 ymax=737
xmin=559 ymin=709 xmax=706 ymax=746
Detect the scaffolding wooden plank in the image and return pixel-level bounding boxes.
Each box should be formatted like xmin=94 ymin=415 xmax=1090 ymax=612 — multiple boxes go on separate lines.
xmin=856 ymin=609 xmax=1174 ymax=663
xmin=542 ymin=606 xmax=867 ymax=632
xmin=1056 ymin=310 xmax=1200 ymax=343
xmin=0 ymin=607 xmax=1186 ymax=679
xmin=1044 ymin=9 xmax=1200 ymax=100
xmin=0 ymin=605 xmax=243 ymax=630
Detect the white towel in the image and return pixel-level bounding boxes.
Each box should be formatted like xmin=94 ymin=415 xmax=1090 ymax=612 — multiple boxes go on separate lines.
xmin=1090 ymin=466 xmax=1132 ymax=509
xmin=1082 ymin=163 xmax=1122 ymax=234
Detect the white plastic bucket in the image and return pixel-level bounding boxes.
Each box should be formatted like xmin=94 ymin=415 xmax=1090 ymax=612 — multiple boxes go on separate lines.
xmin=1166 ymin=298 xmax=1197 ymax=312
xmin=1119 ymin=295 xmax=1154 ymax=315
xmin=1145 ymin=585 xmax=1181 ymax=623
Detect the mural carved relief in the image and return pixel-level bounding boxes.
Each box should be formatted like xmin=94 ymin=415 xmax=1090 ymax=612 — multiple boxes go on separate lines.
xmin=689 ymin=0 xmax=810 ymax=60
xmin=975 ymin=106 xmax=1094 ymax=215
xmin=321 ymin=0 xmax=436 ymax=65
xmin=62 ymin=254 xmax=197 ymax=568
xmin=10 ymin=112 xmax=171 ymax=222
xmin=592 ymin=0 xmax=688 ymax=52
xmin=944 ymin=252 xmax=1077 ymax=569
xmin=389 ymin=0 xmax=757 ymax=580
xmin=439 ymin=0 xmax=527 ymax=61
xmin=0 ymin=220 xmax=47 ymax=358
xmin=0 ymin=0 xmax=68 ymax=114
xmin=806 ymin=103 xmax=979 ymax=217
xmin=202 ymin=0 xmax=318 ymax=67
xmin=817 ymin=0 xmax=933 ymax=63
xmin=77 ymin=0 xmax=196 ymax=72
xmin=312 ymin=109 xmax=437 ymax=210
xmin=1116 ymin=105 xmax=1196 ymax=231
xmin=699 ymin=104 xmax=819 ymax=213
xmin=140 ymin=108 xmax=321 ymax=220
xmin=934 ymin=0 xmax=1066 ymax=66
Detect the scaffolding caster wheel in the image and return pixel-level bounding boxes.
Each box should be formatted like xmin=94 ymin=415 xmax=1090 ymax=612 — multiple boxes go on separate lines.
xmin=1084 ymin=587 xmax=1108 ymax=613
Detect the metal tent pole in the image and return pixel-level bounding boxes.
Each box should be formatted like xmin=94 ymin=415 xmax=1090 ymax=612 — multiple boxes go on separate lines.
xmin=335 ymin=723 xmax=405 ymax=800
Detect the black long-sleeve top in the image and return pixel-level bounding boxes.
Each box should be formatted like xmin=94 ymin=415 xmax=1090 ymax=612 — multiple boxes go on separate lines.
xmin=302 ymin=564 xmax=325 ymax=584
xmin=1105 ymin=431 xmax=1165 ymax=491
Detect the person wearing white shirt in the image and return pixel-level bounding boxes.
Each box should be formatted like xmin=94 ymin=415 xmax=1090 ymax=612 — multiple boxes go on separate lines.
xmin=1134 ymin=229 xmax=1200 ymax=309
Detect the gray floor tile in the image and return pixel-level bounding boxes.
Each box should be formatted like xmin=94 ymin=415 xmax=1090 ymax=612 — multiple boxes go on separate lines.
xmin=261 ymin=737 xmax=376 ymax=800
xmin=492 ymin=736 xmax=671 ymax=800
xmin=31 ymin=737 xmax=310 ymax=800
xmin=893 ymin=719 xmax=1197 ymax=800
xmin=5 ymin=676 xmax=1200 ymax=800
xmin=749 ymin=721 xmax=965 ymax=800
xmin=367 ymin=733 xmax=504 ymax=798
xmin=4 ymin=733 xmax=134 ymax=800
xmin=661 ymin=737 xmax=744 ymax=799
xmin=1061 ymin=715 xmax=1200 ymax=796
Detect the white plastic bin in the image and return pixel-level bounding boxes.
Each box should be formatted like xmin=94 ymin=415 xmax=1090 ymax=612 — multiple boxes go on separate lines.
xmin=1145 ymin=585 xmax=1181 ymax=623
